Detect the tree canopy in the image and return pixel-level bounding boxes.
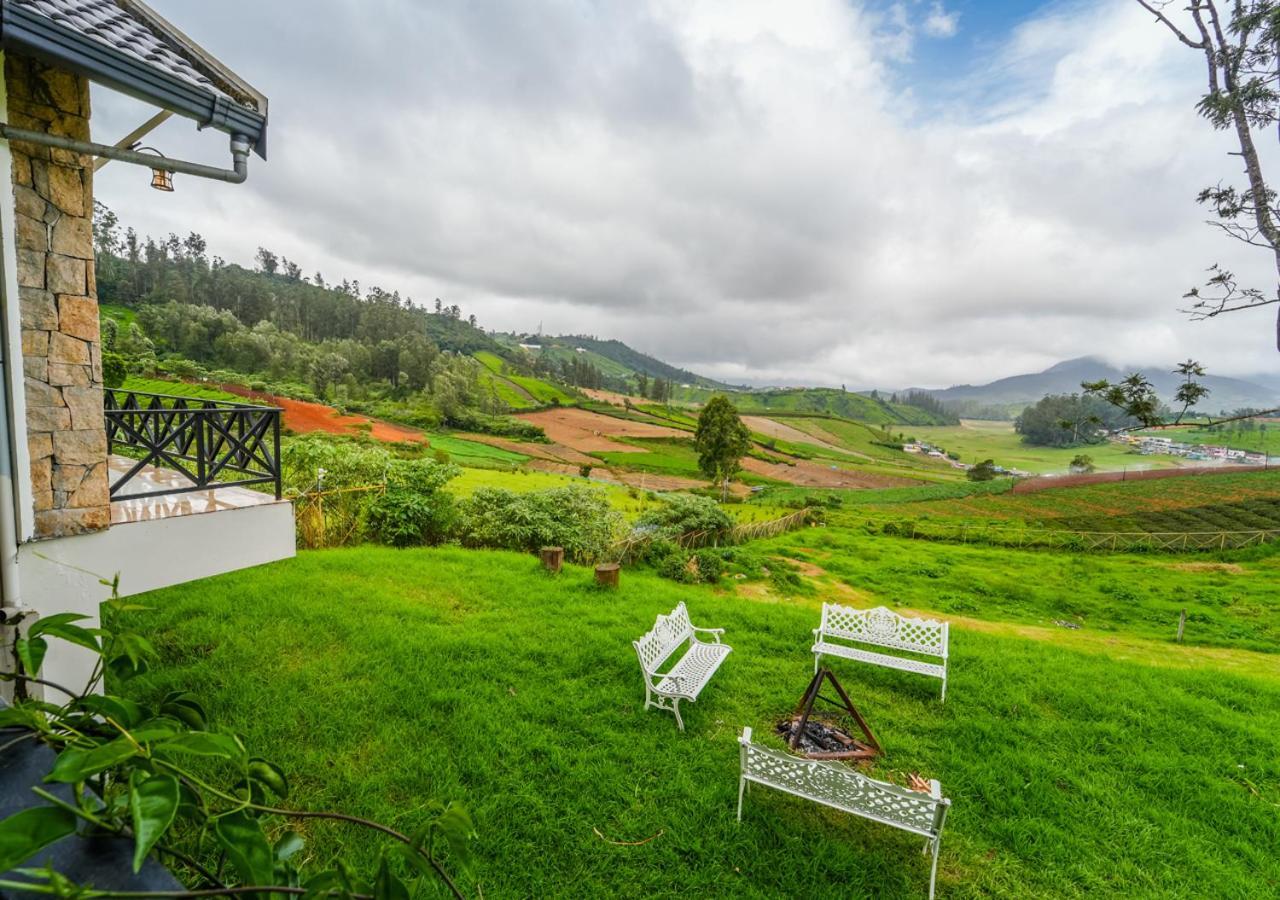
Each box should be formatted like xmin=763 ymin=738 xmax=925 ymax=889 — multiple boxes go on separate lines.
xmin=694 ymin=396 xmax=751 ymax=489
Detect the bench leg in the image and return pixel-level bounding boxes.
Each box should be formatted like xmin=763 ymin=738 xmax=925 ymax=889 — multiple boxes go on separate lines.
xmin=736 ymin=776 xmax=746 ymax=822
xmin=672 ymin=699 xmax=685 ymax=732
xmin=940 ymin=670 xmax=947 ymax=703
xmin=928 ymin=837 xmax=941 ymax=900
xmin=813 ymin=652 xmax=820 ymax=675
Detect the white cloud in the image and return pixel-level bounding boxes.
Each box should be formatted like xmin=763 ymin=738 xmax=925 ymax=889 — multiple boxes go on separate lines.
xmin=89 ymin=0 xmax=1280 ymax=390
xmin=922 ymin=2 xmax=959 ymax=39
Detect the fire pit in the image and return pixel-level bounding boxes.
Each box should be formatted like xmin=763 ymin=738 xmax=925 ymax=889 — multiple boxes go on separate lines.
xmin=775 ymin=667 xmax=881 ymax=762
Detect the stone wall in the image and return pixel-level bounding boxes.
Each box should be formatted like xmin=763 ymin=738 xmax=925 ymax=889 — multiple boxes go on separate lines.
xmin=5 ymin=53 xmax=109 ymax=538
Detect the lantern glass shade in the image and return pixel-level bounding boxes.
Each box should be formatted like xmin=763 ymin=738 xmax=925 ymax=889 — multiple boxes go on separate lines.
xmin=150 ymin=167 xmax=174 ymax=191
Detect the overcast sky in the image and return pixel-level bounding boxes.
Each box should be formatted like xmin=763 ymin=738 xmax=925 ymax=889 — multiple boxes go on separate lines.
xmin=90 ymin=0 xmax=1279 ymax=389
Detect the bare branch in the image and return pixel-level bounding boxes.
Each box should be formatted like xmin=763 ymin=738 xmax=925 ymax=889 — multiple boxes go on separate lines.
xmin=1135 ymin=0 xmax=1207 ymax=48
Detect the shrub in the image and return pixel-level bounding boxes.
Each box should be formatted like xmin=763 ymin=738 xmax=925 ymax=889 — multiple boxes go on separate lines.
xmin=636 ymin=493 xmax=733 ymax=541
xmin=656 ymin=547 xmax=698 ymax=583
xmin=367 ymin=459 xmax=460 ymax=547
xmin=456 ymin=485 xmax=623 ymax=562
xmin=693 ymin=549 xmax=725 ymax=583
xmin=968 ymin=459 xmax=998 ymax=482
xmin=102 ymin=351 xmax=127 ymax=389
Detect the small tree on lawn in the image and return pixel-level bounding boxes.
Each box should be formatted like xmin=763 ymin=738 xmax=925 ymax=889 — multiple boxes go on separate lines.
xmin=967 ymin=459 xmax=998 ymax=482
xmin=1070 ymin=454 xmax=1096 ymax=474
xmin=695 ymin=395 xmax=751 ymax=500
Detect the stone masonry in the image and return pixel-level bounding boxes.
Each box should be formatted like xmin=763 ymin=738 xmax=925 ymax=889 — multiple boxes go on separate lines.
xmin=5 ymin=54 xmax=109 ymax=538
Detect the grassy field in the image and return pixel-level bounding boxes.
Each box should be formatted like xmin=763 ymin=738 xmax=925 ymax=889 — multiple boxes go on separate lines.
xmin=867 ymin=468 xmax=1280 ymax=526
xmin=427 ymin=434 xmax=529 ymax=468
xmin=1138 ymin=424 xmax=1280 ymax=455
xmin=99 ymin=303 xmax=138 ymax=328
xmin=118 ymin=376 xmax=243 ymax=402
xmin=910 ymin=421 xmax=1183 ymax=475
xmin=116 ymin=537 xmax=1280 ymax=898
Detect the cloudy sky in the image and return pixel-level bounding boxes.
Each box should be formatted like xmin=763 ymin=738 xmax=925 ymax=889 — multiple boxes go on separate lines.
xmin=91 ymin=0 xmax=1279 ymax=389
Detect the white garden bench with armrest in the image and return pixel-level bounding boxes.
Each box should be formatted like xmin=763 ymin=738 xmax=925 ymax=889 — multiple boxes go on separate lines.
xmin=812 ymin=603 xmax=949 ymax=701
xmin=737 ymin=727 xmax=952 ymax=899
xmin=633 ymin=602 xmax=731 ymax=731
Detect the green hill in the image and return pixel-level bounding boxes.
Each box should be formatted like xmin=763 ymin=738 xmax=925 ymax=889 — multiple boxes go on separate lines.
xmin=725 ymin=388 xmax=956 ymax=425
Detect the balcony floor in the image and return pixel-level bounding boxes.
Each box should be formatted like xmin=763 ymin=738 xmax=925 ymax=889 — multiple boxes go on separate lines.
xmin=109 ymin=455 xmax=282 ymax=525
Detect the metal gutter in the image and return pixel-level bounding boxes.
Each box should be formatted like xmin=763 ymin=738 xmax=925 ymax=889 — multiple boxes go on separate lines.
xmin=0 ymin=4 xmax=267 ymax=159
xmin=0 ymin=124 xmax=251 ymax=183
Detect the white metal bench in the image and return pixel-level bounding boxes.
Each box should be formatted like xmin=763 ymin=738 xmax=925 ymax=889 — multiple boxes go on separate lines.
xmin=737 ymin=727 xmax=951 ymax=899
xmin=633 ymin=602 xmax=731 ymax=731
xmin=812 ymin=604 xmax=949 ymax=701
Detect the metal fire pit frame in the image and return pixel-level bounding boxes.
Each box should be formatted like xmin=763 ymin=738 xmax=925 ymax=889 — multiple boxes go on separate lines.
xmin=783 ymin=666 xmax=881 ymax=761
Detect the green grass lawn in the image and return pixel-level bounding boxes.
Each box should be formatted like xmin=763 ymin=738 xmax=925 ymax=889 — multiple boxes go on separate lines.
xmin=99 ymin=303 xmax=138 ymax=328
xmin=869 ymin=468 xmax=1280 ymax=526
xmin=427 ymin=434 xmax=529 ymax=468
xmin=119 ymin=376 xmax=243 ymax=403
xmin=910 ymin=421 xmax=1183 ymax=475
xmin=117 ymin=535 xmax=1280 ymax=898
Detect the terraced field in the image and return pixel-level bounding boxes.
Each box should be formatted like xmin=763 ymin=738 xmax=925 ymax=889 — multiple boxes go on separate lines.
xmin=854 ymin=468 xmax=1280 ymax=526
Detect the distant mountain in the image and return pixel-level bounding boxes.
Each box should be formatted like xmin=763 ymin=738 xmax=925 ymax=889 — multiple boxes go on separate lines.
xmin=917 ymin=357 xmax=1279 ymax=416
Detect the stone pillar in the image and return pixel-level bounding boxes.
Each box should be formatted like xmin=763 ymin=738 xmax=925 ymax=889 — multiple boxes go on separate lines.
xmin=5 ymin=54 xmax=109 ymax=538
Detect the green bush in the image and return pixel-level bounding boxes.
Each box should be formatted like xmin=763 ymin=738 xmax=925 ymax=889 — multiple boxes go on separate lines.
xmin=367 ymin=459 xmax=459 ymax=547
xmin=692 ymin=549 xmax=725 ymax=583
xmin=102 ymin=351 xmax=127 ymax=389
xmin=656 ymin=547 xmax=697 ymax=583
xmin=636 ymin=493 xmax=733 ymax=540
xmin=456 ymin=485 xmax=622 ymax=562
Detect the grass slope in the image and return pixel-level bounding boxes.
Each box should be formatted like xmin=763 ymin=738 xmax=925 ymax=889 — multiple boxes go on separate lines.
xmin=119 ymin=376 xmax=242 ymax=402
xmin=871 ymin=468 xmax=1280 ymax=525
xmin=118 ymin=541 xmax=1280 ymax=898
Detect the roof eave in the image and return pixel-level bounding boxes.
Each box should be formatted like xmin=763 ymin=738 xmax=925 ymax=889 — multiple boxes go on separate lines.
xmin=1 ymin=4 xmax=267 ymax=159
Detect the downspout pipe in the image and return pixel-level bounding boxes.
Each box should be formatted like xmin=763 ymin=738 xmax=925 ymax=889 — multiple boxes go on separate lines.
xmin=0 ymin=125 xmax=251 ymax=183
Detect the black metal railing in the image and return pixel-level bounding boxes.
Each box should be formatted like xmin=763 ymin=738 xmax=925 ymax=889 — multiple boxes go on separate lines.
xmin=104 ymin=389 xmax=282 ymax=501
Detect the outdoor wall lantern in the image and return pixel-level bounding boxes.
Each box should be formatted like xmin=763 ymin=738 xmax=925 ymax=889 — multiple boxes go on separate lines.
xmin=136 ymin=146 xmax=174 ymax=191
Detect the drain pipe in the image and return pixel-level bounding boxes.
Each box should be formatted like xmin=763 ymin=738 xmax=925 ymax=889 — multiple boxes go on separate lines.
xmin=0 ymin=125 xmax=252 ymax=183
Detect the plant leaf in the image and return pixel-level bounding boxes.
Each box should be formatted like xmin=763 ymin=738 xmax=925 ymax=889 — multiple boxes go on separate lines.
xmin=45 ymin=737 xmax=139 ymax=783
xmin=0 ymin=807 xmax=77 ymax=871
xmin=130 ymin=773 xmax=179 ymax=872
xmin=31 ymin=621 xmax=100 ymax=655
xmin=14 ymin=636 xmax=47 ymax=678
xmin=154 ymin=731 xmax=245 ymax=762
xmin=247 ymin=758 xmax=289 ymax=800
xmin=373 ymin=854 xmax=410 ymax=900
xmin=273 ymin=830 xmax=305 ymax=862
xmin=26 ymin=613 xmax=89 ymax=637
xmin=75 ymin=694 xmax=146 ymax=728
xmin=213 ymin=810 xmax=274 ymax=891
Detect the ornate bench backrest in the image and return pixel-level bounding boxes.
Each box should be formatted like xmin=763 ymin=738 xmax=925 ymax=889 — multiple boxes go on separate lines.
xmin=820 ymin=604 xmax=948 ymax=658
xmin=634 ymin=602 xmax=694 ymax=674
xmin=739 ymin=729 xmax=947 ymax=838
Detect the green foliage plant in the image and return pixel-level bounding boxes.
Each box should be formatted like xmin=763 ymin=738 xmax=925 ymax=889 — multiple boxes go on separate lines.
xmin=367 ymin=459 xmax=460 ymax=547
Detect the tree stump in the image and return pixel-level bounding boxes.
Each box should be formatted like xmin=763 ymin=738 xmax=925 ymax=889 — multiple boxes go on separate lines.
xmin=594 ymin=563 xmax=621 ymax=588
xmin=539 ymin=547 xmax=564 ymax=574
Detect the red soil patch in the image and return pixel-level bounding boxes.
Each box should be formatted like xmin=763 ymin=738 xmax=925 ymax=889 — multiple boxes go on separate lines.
xmin=219 ymin=385 xmax=425 ymax=443
xmin=581 ymin=388 xmax=635 ymax=406
xmin=1010 ymin=465 xmax=1260 ymax=494
xmin=516 ymin=407 xmax=686 ymax=452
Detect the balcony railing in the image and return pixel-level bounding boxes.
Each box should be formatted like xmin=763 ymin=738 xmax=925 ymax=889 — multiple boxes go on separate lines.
xmin=104 ymin=390 xmax=282 ymax=501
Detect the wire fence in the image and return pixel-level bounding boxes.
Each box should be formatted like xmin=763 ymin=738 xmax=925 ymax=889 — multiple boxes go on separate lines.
xmin=869 ymin=517 xmax=1280 ymax=553
xmin=610 ymin=507 xmax=815 ymax=563
xmin=291 ymin=484 xmax=386 ymax=549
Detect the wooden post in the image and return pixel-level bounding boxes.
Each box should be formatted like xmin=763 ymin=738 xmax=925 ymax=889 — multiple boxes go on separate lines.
xmin=539 ymin=546 xmax=564 ymax=574
xmin=1176 ymin=608 xmax=1186 ymax=643
xmin=595 ymin=563 xmax=621 ymax=588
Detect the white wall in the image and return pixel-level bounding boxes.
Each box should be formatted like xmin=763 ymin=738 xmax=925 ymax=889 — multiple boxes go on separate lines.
xmin=16 ymin=501 xmax=296 ymax=695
